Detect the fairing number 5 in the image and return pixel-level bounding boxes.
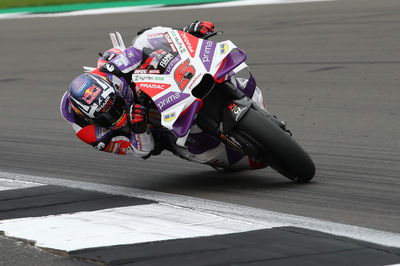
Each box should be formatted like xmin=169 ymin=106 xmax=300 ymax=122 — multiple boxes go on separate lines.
xmin=174 ymin=59 xmax=196 ymax=91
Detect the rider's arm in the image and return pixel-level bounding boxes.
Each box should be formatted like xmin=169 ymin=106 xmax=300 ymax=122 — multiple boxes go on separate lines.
xmin=60 ymin=94 xmax=154 ymax=157
xmin=73 ymin=120 xmax=154 ymax=157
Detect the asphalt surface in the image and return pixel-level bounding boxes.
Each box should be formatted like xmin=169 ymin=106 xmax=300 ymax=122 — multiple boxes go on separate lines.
xmin=0 ymin=0 xmax=399 ymax=259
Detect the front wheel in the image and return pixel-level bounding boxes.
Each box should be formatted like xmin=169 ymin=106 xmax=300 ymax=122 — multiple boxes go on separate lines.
xmin=234 ymin=108 xmax=316 ymax=182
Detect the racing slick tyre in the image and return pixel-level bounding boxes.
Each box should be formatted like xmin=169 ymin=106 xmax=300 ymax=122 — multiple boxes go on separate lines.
xmin=236 ymin=108 xmax=316 ymax=183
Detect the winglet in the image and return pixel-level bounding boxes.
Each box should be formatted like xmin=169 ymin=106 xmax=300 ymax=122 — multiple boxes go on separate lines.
xmin=109 ymin=31 xmax=126 ymax=50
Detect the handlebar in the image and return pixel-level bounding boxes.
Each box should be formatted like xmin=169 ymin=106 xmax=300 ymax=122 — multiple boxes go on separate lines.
xmin=203 ymin=31 xmax=223 ymax=40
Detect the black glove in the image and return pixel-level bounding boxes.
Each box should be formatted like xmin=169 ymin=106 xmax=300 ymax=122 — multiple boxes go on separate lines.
xmin=129 ymin=103 xmax=148 ymax=134
xmin=183 ymin=21 xmax=215 ymax=38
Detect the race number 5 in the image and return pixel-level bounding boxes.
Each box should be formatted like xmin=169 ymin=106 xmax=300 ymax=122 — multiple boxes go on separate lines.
xmin=174 ymin=59 xmax=196 ymax=91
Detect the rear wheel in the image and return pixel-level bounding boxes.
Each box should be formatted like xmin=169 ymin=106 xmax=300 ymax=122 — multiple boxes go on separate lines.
xmin=235 ymin=108 xmax=315 ymax=182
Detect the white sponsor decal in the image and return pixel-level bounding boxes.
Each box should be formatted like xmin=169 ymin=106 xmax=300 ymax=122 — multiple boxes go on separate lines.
xmin=181 ymin=32 xmax=195 ymax=54
xmin=164 ymin=33 xmax=177 ymax=52
xmin=140 ymin=83 xmax=168 ymax=90
xmin=159 ymin=53 xmax=174 ymax=68
xmin=133 ymin=69 xmax=148 ymax=74
xmin=171 ymin=31 xmax=186 ymax=54
xmin=134 ymin=76 xmax=154 ymax=82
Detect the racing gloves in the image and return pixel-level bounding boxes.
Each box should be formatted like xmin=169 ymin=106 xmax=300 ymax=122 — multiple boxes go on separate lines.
xmin=129 ymin=103 xmax=148 ymax=134
xmin=184 ymin=21 xmax=215 ymax=38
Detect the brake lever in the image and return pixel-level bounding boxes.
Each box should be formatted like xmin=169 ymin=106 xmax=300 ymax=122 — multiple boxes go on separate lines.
xmin=203 ymin=31 xmax=223 ymax=40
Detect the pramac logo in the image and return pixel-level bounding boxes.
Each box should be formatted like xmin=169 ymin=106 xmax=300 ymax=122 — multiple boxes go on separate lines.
xmin=136 ymin=82 xmax=171 ymax=98
xmin=178 ymin=31 xmax=199 ymax=58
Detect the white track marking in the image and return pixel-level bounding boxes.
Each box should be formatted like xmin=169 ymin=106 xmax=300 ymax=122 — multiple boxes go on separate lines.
xmin=0 ymin=177 xmax=43 ymax=191
xmin=0 ymin=0 xmax=332 ymax=20
xmin=0 ymin=204 xmax=267 ymax=251
xmin=0 ymin=171 xmax=399 ymax=249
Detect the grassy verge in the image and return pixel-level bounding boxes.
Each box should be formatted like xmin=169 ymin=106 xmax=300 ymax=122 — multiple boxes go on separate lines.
xmin=0 ymin=0 xmax=139 ymax=9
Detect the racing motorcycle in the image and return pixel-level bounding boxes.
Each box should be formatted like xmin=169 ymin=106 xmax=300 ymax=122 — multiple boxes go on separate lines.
xmin=101 ymin=30 xmax=316 ymax=183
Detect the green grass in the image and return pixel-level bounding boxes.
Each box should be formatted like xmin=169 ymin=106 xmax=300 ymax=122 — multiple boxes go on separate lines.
xmin=0 ymin=0 xmax=138 ymax=9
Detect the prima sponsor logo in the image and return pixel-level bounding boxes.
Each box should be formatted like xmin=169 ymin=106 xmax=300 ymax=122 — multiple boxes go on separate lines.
xmin=165 ymin=55 xmax=181 ymax=74
xmin=202 ymin=41 xmax=214 ymax=63
xmin=156 ymin=92 xmax=189 ymax=111
xmin=157 ymin=92 xmax=180 ymax=109
xmin=200 ymin=40 xmax=216 ymax=71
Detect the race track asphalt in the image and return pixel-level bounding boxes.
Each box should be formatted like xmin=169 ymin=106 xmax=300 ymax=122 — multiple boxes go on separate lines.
xmin=0 ymin=0 xmax=399 ymax=244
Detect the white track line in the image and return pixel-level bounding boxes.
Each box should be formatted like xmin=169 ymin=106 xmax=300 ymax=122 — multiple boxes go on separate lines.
xmin=0 ymin=177 xmax=43 ymax=191
xmin=0 ymin=0 xmax=332 ymax=20
xmin=0 ymin=171 xmax=399 ymax=248
xmin=0 ymin=204 xmax=268 ymax=251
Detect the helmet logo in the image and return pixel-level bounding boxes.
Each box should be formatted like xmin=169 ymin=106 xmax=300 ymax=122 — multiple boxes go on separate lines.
xmin=83 ymin=85 xmax=101 ymax=104
xmin=97 ymin=96 xmax=113 ymax=113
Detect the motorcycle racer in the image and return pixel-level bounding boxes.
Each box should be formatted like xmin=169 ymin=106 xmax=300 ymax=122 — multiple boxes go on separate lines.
xmin=60 ymin=21 xmax=268 ymax=170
